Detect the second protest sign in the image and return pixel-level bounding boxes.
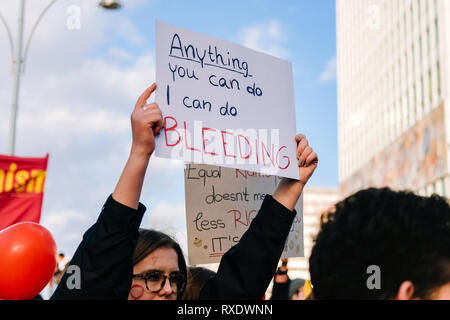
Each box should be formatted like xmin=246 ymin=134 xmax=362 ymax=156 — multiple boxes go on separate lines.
xmin=184 ymin=163 xmax=304 ymax=265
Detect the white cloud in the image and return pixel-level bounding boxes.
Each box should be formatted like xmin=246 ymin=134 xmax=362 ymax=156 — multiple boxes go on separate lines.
xmin=115 ymin=16 xmax=146 ymax=46
xmin=238 ymin=20 xmax=289 ymax=59
xmin=40 ymin=208 xmax=96 ymax=255
xmin=107 ymin=47 xmax=135 ymax=63
xmin=19 ymin=107 xmax=129 ymax=138
xmin=41 ymin=209 xmax=92 ymax=231
xmin=149 ymin=156 xmax=184 ymax=173
xmin=0 ymin=0 xmax=184 ymax=257
xmin=147 ymin=202 xmax=186 ymax=230
xmin=319 ymin=57 xmax=337 ymax=84
xmin=146 ymin=202 xmax=188 ymax=254
xmin=122 ymin=0 xmax=150 ymax=11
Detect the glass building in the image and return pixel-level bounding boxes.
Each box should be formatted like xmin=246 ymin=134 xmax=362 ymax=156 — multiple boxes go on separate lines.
xmin=337 ymin=0 xmax=450 ymax=197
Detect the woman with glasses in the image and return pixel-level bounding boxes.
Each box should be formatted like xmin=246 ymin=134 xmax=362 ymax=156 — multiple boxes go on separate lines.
xmin=129 ymin=229 xmax=187 ymax=300
xmin=51 ymin=83 xmax=318 ymax=300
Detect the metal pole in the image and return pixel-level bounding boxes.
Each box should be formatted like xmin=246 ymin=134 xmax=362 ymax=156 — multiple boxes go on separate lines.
xmin=8 ymin=0 xmax=25 ymax=155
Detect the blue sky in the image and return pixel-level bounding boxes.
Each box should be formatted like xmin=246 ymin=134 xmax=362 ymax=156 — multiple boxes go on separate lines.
xmin=101 ymin=0 xmax=339 ymax=187
xmin=0 ymin=0 xmax=337 ymax=257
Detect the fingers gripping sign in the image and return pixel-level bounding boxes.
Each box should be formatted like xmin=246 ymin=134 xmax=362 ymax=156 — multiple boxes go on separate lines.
xmin=295 ymin=134 xmax=318 ymax=185
xmin=131 ymin=83 xmax=164 ymax=157
xmin=273 ymin=134 xmax=318 ymax=211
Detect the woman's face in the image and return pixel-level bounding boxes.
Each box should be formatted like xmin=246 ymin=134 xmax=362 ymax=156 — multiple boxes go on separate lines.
xmin=128 ymin=247 xmax=180 ymax=300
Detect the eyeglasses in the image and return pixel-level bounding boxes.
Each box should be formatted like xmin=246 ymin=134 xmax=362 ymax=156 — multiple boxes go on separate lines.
xmin=132 ymin=271 xmax=186 ymax=293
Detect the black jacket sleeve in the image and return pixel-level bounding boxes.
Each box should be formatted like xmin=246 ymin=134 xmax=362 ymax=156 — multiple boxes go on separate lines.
xmin=270 ymin=280 xmax=290 ymax=300
xmin=50 ymin=195 xmax=145 ymax=300
xmin=199 ymin=195 xmax=296 ymax=300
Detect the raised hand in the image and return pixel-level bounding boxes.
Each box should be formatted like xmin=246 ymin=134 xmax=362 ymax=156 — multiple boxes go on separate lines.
xmin=295 ymin=134 xmax=318 ymax=186
xmin=273 ymin=134 xmax=318 ymax=211
xmin=130 ymin=83 xmax=163 ymax=158
xmin=113 ymin=83 xmax=162 ymax=209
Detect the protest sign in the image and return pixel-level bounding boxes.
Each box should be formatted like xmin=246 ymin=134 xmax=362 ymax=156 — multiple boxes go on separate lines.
xmin=0 ymin=154 xmax=49 ymax=231
xmin=184 ymin=163 xmax=303 ymax=265
xmin=155 ymin=20 xmax=298 ymax=179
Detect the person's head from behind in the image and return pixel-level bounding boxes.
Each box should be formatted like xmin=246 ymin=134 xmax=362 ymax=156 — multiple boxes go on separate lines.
xmin=182 ymin=266 xmax=216 ymax=300
xmin=128 ymin=229 xmax=187 ymax=300
xmin=289 ymin=278 xmax=306 ymax=300
xmin=309 ymin=188 xmax=450 ymax=300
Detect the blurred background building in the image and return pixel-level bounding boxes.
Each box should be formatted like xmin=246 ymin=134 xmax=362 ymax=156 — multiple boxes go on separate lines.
xmin=265 ymin=187 xmax=339 ymax=297
xmin=281 ymin=187 xmax=340 ymax=281
xmin=336 ymin=0 xmax=450 ymax=197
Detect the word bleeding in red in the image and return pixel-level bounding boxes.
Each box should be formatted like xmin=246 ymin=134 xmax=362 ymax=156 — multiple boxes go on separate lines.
xmin=163 ymin=115 xmax=291 ymax=170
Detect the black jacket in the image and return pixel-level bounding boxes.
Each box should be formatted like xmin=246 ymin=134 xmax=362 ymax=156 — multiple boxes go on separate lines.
xmin=269 ymin=280 xmax=290 ymax=300
xmin=51 ymin=194 xmax=296 ymax=300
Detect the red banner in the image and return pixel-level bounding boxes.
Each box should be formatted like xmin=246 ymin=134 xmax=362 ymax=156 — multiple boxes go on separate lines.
xmin=0 ymin=154 xmax=49 ymax=231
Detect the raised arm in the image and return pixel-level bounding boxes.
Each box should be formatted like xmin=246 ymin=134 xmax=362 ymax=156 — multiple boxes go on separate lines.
xmin=113 ymin=83 xmax=163 ymax=208
xmin=200 ymin=134 xmax=318 ymax=299
xmin=273 ymin=134 xmax=318 ymax=210
xmin=51 ymin=84 xmax=162 ymax=299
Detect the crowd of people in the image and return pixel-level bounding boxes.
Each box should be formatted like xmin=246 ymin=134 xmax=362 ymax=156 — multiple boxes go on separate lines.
xmin=40 ymin=84 xmax=450 ymax=300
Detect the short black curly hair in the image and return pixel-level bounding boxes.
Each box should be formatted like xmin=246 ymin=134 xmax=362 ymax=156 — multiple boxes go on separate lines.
xmin=309 ymin=188 xmax=450 ymax=299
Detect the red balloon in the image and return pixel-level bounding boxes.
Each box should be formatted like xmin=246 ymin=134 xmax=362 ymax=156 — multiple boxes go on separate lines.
xmin=0 ymin=222 xmax=57 ymax=300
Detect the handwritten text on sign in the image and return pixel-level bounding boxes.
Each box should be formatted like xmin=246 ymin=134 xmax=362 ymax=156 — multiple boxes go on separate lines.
xmin=184 ymin=164 xmax=304 ymax=265
xmin=155 ymin=20 xmax=298 ymax=179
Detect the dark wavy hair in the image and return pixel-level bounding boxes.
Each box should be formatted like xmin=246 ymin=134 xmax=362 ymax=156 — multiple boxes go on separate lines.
xmin=309 ymin=188 xmax=450 ymax=299
xmin=133 ymin=229 xmax=187 ymax=299
xmin=182 ymin=266 xmax=216 ymax=300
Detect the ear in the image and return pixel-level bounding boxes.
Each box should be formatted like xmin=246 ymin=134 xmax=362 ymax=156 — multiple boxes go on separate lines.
xmin=395 ymin=281 xmax=416 ymax=300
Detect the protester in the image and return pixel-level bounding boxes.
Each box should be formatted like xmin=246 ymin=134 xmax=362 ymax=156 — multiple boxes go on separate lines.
xmin=269 ymin=258 xmax=306 ymax=300
xmin=53 ymin=253 xmax=70 ymax=286
xmin=51 ymin=83 xmax=318 ymax=300
xmin=42 ymin=252 xmax=70 ymax=299
xmin=128 ymin=229 xmax=187 ymax=300
xmin=182 ymin=267 xmax=216 ymax=300
xmin=309 ymin=188 xmax=450 ymax=300
xmin=270 ymin=259 xmax=290 ymax=300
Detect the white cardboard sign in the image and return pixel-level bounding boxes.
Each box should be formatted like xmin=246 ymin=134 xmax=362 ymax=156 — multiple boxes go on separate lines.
xmin=155 ymin=20 xmax=299 ymax=179
xmin=184 ymin=163 xmax=304 ymax=265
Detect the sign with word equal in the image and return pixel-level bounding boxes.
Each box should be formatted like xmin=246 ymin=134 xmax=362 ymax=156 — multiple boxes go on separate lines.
xmin=184 ymin=163 xmax=304 ymax=265
xmin=155 ymin=20 xmax=298 ymax=179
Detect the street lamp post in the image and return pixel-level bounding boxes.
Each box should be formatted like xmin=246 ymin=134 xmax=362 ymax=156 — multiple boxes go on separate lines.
xmin=1 ymin=0 xmax=120 ymax=155
xmin=99 ymin=1 xmax=122 ymax=10
xmin=8 ymin=0 xmax=25 ymax=156
xmin=2 ymin=0 xmax=59 ymax=155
